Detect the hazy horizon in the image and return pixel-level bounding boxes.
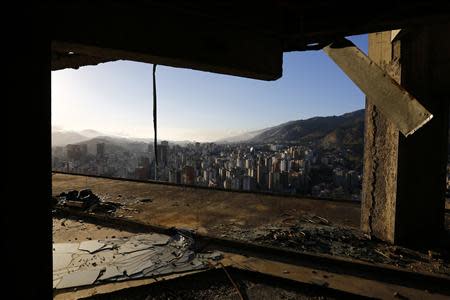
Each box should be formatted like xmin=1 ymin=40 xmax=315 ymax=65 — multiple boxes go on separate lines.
xmin=52 ymin=35 xmax=367 ymax=142
xmin=52 ymin=107 xmax=366 ymax=144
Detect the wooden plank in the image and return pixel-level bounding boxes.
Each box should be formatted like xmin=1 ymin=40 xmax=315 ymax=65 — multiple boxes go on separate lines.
xmin=323 ymin=38 xmax=433 ymax=137
xmin=222 ymin=253 xmax=450 ymax=300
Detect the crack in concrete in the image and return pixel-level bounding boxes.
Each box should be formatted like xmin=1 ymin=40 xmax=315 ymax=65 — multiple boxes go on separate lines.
xmin=367 ymin=106 xmax=379 ymax=236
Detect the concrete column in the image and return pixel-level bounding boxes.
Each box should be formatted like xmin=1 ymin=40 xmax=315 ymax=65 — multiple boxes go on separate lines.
xmin=361 ymin=24 xmax=449 ymax=246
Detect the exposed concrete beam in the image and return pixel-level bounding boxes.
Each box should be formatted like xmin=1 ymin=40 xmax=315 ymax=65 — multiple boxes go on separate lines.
xmin=51 ymin=1 xmax=450 ymax=78
xmin=323 ymin=39 xmax=433 ymax=137
xmin=52 ymin=37 xmax=282 ymax=80
xmin=51 ymin=3 xmax=283 ymax=80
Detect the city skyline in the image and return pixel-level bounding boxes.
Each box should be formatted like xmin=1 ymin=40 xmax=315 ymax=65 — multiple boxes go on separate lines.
xmin=52 ymin=108 xmax=366 ymax=201
xmin=52 ymin=35 xmax=368 ymax=142
xmin=53 ymin=137 xmax=363 ymax=201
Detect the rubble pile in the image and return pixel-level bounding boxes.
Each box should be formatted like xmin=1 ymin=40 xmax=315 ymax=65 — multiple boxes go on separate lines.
xmin=212 ymin=213 xmax=450 ymax=275
xmin=53 ymin=189 xmax=121 ymax=214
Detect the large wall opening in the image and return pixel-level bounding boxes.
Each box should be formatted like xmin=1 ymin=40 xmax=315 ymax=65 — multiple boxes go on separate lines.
xmin=51 ymin=35 xmax=368 ymax=202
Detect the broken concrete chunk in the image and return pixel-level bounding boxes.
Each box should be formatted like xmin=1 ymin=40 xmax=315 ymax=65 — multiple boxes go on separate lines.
xmin=53 ymin=278 xmax=62 ymax=289
xmin=53 ymin=253 xmax=74 ymax=270
xmin=53 ymin=243 xmax=80 ymax=254
xmin=130 ymin=233 xmax=171 ymax=245
xmin=117 ymin=241 xmax=153 ymax=254
xmin=79 ymin=240 xmax=106 ymax=253
xmin=98 ymin=266 xmax=122 ymax=281
xmin=56 ymin=269 xmax=101 ymax=289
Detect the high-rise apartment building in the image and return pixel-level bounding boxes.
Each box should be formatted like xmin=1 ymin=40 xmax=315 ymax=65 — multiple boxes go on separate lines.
xmin=96 ymin=143 xmax=105 ymax=158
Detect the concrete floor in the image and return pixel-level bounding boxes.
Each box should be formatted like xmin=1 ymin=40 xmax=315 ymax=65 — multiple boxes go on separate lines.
xmin=52 ymin=174 xmax=450 ymax=273
xmin=52 ymin=173 xmax=360 ymax=236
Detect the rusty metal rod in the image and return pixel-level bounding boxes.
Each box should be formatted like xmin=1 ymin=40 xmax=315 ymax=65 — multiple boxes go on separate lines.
xmin=219 ymin=262 xmax=244 ymax=300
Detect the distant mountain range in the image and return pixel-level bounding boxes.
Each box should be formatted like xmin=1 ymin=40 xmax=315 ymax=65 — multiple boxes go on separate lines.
xmin=52 ymin=110 xmax=365 ymax=150
xmin=51 ymin=129 xmax=99 ymax=146
xmin=219 ymin=109 xmax=365 ymax=149
xmin=215 ymin=128 xmax=267 ymax=143
xmin=51 ymin=128 xmax=191 ymax=148
xmin=53 ymin=109 xmax=449 ymax=155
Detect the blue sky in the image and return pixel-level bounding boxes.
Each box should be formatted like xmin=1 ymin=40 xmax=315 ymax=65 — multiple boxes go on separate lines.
xmin=52 ymin=34 xmax=367 ymax=142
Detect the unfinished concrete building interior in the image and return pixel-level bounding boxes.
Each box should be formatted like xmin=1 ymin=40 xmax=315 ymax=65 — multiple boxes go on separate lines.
xmin=6 ymin=1 xmax=450 ymax=299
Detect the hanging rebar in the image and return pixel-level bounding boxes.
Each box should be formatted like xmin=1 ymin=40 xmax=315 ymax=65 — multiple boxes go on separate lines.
xmin=153 ymin=64 xmax=158 ymax=180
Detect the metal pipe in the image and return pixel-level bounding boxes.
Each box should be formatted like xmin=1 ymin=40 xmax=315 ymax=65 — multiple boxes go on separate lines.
xmin=153 ymin=64 xmax=158 ymax=180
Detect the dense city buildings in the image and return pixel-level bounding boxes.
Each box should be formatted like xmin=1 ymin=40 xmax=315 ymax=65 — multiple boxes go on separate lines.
xmin=52 ymin=139 xmax=364 ymax=200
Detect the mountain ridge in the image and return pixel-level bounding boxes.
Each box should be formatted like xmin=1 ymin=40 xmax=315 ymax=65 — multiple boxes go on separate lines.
xmin=51 ymin=109 xmax=449 ymax=157
xmin=247 ymin=109 xmax=365 ymax=152
xmin=215 ymin=109 xmax=365 ymax=150
xmin=52 ymin=129 xmax=196 ymax=148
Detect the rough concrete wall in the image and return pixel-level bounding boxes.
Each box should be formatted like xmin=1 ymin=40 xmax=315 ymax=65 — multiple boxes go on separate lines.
xmin=361 ymin=32 xmax=400 ymax=243
xmin=362 ymin=25 xmax=450 ymax=246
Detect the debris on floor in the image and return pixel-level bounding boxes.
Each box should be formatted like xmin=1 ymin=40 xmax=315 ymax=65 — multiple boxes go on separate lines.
xmin=211 ymin=213 xmax=450 ymax=276
xmin=53 ymin=189 xmax=122 ymax=214
xmin=137 ymin=198 xmax=152 ymax=203
xmin=53 ymin=231 xmax=221 ymax=289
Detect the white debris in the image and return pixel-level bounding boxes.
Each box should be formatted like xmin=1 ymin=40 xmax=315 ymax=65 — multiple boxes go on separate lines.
xmin=53 ymin=243 xmax=80 ymax=254
xmin=53 ymin=253 xmax=73 ymax=271
xmin=57 ymin=269 xmax=101 ymax=289
xmin=79 ymin=240 xmax=106 ymax=253
xmin=52 ymin=231 xmax=217 ymax=290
